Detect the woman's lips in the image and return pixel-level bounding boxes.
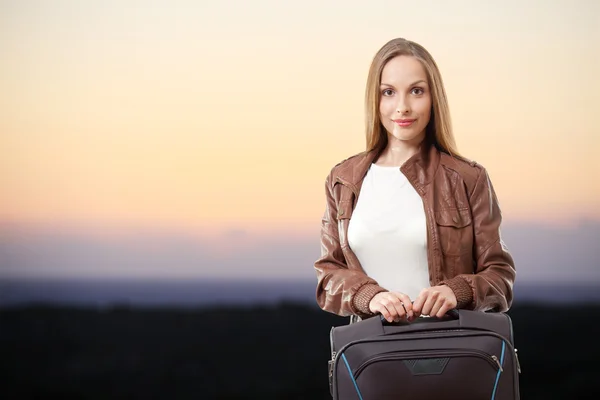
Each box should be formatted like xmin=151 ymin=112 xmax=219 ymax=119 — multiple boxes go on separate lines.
xmin=393 ymin=119 xmax=415 ymax=127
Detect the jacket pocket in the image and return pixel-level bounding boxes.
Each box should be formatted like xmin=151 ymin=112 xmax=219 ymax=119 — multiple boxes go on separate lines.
xmin=434 ymin=208 xmax=473 ymax=256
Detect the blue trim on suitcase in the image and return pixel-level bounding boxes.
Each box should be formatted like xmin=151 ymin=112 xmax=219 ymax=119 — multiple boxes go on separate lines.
xmin=341 ymin=353 xmax=364 ymax=400
xmin=491 ymin=341 xmax=506 ymax=400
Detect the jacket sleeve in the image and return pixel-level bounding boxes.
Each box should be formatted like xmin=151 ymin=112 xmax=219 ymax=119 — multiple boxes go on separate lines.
xmin=440 ymin=167 xmax=516 ymax=312
xmin=314 ymin=172 xmax=387 ymax=317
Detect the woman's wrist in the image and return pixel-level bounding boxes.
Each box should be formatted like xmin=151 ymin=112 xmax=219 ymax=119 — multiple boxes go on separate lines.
xmin=352 ymin=283 xmax=388 ymax=315
xmin=439 ymin=277 xmax=473 ymax=309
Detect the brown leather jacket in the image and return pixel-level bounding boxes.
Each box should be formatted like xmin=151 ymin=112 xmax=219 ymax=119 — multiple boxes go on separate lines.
xmin=314 ymin=143 xmax=516 ymax=318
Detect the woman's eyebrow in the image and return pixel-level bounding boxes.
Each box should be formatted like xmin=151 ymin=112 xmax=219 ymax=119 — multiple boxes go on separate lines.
xmin=380 ymin=79 xmax=428 ymax=87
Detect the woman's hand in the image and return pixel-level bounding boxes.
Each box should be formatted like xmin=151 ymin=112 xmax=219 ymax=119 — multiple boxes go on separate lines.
xmin=369 ymin=291 xmax=414 ymax=323
xmin=412 ymin=285 xmax=457 ymax=319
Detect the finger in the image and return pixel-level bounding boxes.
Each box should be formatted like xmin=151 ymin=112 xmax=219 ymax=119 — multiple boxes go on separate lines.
xmin=428 ymin=289 xmax=446 ymax=317
xmin=434 ymin=291 xmax=457 ymax=318
xmin=396 ymin=293 xmax=414 ymax=319
xmin=386 ymin=293 xmax=407 ymax=321
xmin=379 ymin=296 xmax=397 ymax=322
xmin=412 ymin=290 xmax=427 ymax=315
xmin=386 ymin=292 xmax=412 ymax=321
xmin=421 ymin=290 xmax=439 ymax=316
xmin=434 ymin=301 xmax=453 ymax=319
xmin=395 ymin=301 xmax=407 ymax=322
xmin=381 ymin=296 xmax=402 ymax=321
xmin=374 ymin=301 xmax=394 ymax=323
xmin=429 ymin=297 xmax=444 ymax=318
xmin=368 ymin=292 xmax=387 ymax=314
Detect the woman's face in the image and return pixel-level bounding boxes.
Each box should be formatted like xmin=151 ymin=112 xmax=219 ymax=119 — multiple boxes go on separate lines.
xmin=379 ymin=55 xmax=432 ymax=146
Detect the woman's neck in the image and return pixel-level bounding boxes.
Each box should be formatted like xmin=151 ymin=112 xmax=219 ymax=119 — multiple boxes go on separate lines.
xmin=376 ymin=141 xmax=422 ymax=167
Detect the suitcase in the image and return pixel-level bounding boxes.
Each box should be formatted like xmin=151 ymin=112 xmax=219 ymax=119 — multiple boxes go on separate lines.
xmin=328 ymin=309 xmax=521 ymax=399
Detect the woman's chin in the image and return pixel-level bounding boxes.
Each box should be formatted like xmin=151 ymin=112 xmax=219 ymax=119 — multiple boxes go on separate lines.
xmin=388 ymin=130 xmax=425 ymax=144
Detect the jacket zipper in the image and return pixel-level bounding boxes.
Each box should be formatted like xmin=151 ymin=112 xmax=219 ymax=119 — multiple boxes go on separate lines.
xmin=352 ymin=348 xmax=503 ymax=378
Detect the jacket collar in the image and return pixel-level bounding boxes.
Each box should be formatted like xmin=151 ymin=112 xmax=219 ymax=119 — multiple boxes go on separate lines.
xmin=334 ymin=141 xmax=441 ymax=197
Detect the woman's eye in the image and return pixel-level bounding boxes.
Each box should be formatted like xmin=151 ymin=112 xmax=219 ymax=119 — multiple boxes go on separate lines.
xmin=382 ymin=89 xmax=394 ymax=96
xmin=411 ymin=87 xmax=424 ymax=95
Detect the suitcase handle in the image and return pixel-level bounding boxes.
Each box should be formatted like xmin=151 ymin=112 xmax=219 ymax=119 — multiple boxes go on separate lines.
xmin=380 ymin=308 xmax=460 ymax=325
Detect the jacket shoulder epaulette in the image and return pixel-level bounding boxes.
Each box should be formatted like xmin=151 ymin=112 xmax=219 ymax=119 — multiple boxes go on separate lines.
xmin=333 ymin=151 xmax=366 ymax=168
xmin=327 ymin=151 xmax=368 ymax=176
xmin=439 ymin=152 xmax=485 ymax=193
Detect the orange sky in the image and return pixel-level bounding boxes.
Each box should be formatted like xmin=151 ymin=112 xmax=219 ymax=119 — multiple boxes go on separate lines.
xmin=1 ymin=0 xmax=599 ymax=236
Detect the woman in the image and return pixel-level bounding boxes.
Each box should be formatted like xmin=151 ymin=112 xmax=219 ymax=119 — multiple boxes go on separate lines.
xmin=314 ymin=38 xmax=516 ymax=324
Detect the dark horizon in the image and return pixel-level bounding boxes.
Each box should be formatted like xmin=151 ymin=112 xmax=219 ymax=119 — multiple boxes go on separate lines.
xmin=2 ymin=278 xmax=599 ymax=309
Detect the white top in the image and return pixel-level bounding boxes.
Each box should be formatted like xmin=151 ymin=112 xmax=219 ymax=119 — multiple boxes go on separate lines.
xmin=347 ymin=163 xmax=430 ymax=301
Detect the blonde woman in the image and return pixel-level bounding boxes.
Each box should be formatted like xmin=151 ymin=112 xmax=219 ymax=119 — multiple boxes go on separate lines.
xmin=314 ymin=38 xmax=515 ymax=323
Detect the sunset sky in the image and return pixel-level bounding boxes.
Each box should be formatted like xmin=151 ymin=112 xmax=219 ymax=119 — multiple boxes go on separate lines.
xmin=1 ymin=0 xmax=599 ymax=284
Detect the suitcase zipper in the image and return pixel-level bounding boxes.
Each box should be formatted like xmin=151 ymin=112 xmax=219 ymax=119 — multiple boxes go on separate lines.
xmin=329 ymin=325 xmax=337 ymax=380
xmin=491 ymin=355 xmax=504 ymax=372
xmin=328 ymin=350 xmax=338 ymax=397
xmin=329 ymin=351 xmax=337 ymax=379
xmin=353 ymin=348 xmax=503 ymax=378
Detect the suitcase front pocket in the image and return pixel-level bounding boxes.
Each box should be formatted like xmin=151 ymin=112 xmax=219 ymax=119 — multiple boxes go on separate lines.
xmin=337 ymin=344 xmax=507 ymax=400
xmin=354 ymin=348 xmax=503 ymax=378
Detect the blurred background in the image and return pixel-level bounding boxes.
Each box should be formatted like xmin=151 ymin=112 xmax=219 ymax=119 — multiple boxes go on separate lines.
xmin=1 ymin=0 xmax=599 ymax=399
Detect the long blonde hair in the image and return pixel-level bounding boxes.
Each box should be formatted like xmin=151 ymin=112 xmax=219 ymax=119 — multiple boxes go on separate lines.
xmin=365 ymin=38 xmax=459 ymax=156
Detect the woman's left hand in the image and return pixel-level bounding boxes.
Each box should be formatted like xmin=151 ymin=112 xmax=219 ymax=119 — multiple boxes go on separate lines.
xmin=412 ymin=285 xmax=458 ymax=319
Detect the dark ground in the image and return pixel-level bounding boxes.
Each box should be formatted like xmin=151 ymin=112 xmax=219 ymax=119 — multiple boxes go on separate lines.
xmin=1 ymin=302 xmax=599 ymax=399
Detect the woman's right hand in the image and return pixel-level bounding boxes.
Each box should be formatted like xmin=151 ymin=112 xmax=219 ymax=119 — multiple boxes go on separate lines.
xmin=369 ymin=291 xmax=414 ymax=323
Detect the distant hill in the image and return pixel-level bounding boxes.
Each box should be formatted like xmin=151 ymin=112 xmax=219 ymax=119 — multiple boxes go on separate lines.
xmin=2 ymin=279 xmax=599 ymax=308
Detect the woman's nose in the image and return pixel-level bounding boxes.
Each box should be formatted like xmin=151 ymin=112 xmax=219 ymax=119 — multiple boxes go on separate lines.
xmin=396 ymin=97 xmax=410 ymax=114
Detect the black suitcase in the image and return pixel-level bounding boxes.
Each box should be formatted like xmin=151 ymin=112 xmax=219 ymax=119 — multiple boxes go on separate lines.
xmin=329 ymin=310 xmax=521 ymax=399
